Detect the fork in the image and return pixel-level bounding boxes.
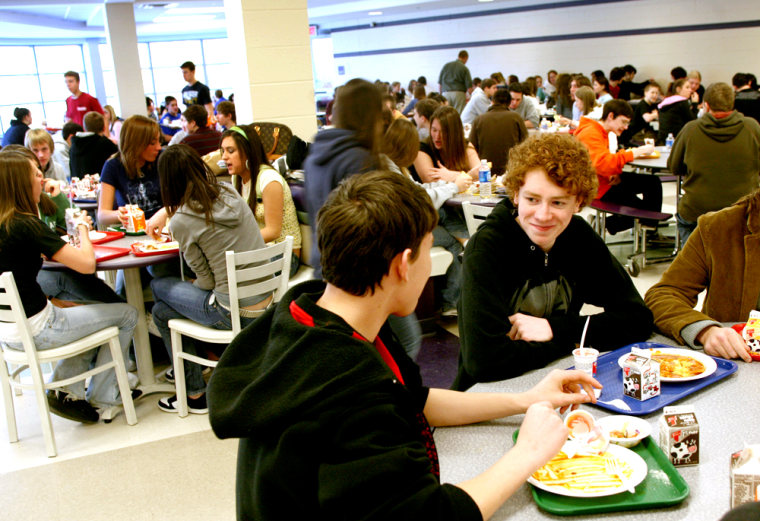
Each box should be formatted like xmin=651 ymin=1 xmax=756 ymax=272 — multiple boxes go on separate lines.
xmin=606 ymin=457 xmax=636 ymax=493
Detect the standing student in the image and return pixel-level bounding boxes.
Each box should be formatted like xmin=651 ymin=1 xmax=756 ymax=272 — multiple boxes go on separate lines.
xmin=0 ymin=151 xmax=137 ymax=424
xmin=63 ymin=71 xmax=103 ymax=126
xmin=207 ymin=170 xmax=601 ymax=521
xmin=180 ymin=61 xmax=214 ymax=118
xmin=151 ymin=145 xmax=271 ymax=413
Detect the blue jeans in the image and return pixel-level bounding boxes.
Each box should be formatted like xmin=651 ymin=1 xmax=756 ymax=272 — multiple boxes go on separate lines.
xmin=5 ymin=302 xmax=137 ymax=406
xmin=150 ymin=277 xmax=252 ymax=395
xmin=676 ymin=213 xmax=697 ymax=247
xmin=432 ymin=225 xmax=463 ymax=310
xmin=36 ymin=270 xmax=124 ymax=304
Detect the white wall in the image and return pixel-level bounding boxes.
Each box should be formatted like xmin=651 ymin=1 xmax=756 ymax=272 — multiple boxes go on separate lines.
xmin=329 ymin=0 xmax=760 ymax=90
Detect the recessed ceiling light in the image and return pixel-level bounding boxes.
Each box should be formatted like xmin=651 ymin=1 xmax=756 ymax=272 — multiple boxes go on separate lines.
xmin=368 ymin=11 xmax=383 ymax=15
xmin=478 ymin=0 xmax=494 ymax=3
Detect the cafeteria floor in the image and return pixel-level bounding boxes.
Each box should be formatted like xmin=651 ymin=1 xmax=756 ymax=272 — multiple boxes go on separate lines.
xmin=2 ymin=181 xmax=687 ymax=521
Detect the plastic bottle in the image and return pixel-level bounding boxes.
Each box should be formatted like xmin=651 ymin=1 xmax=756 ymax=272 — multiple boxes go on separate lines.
xmin=478 ymin=159 xmax=491 ymax=198
xmin=665 ymin=133 xmax=674 ymax=150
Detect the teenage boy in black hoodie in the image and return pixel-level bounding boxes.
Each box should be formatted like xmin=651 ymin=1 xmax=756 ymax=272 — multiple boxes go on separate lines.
xmin=207 ymin=170 xmax=600 ymax=521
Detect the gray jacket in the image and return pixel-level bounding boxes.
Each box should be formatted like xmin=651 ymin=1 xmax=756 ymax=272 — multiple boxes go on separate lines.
xmin=170 ymin=183 xmax=267 ymax=307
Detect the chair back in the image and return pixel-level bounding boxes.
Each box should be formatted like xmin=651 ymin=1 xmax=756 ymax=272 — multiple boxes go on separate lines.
xmin=225 ymin=236 xmax=294 ymax=334
xmin=462 ymin=201 xmax=495 ymax=237
xmin=0 ymin=272 xmax=45 ymax=378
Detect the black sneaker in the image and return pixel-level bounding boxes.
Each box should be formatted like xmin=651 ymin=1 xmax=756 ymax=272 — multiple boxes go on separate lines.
xmin=164 ymin=368 xmax=175 ymax=383
xmin=157 ymin=393 xmax=208 ymax=414
xmin=46 ymin=390 xmax=99 ymax=424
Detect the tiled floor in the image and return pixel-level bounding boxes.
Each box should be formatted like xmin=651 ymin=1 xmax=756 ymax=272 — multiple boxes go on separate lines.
xmin=1 ymin=180 xmax=687 ymax=520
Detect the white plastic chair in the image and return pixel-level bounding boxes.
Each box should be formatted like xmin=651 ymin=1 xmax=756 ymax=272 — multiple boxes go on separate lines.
xmin=0 ymin=271 xmax=137 ymax=457
xmin=462 ymin=201 xmax=495 ymax=237
xmin=167 ymin=236 xmax=293 ymax=417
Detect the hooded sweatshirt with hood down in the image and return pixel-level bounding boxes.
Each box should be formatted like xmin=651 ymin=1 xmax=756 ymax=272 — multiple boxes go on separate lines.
xmin=69 ymin=132 xmax=118 ymax=177
xmin=667 ymin=110 xmax=760 ymax=223
xmin=169 ymin=182 xmax=267 ymax=308
xmin=207 ymin=280 xmax=481 ymax=521
xmin=304 ymin=128 xmax=375 ymax=278
xmin=657 ymin=95 xmax=695 ymax=143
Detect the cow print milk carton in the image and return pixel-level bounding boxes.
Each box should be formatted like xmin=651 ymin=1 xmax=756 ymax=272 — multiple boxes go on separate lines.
xmin=730 ymin=445 xmax=760 ymax=508
xmin=622 ymin=347 xmax=661 ymax=401
xmin=659 ymin=405 xmax=699 ymax=466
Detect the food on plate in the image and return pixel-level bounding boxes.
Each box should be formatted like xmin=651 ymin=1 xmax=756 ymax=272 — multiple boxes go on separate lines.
xmin=609 ymin=425 xmax=640 ymax=439
xmin=532 ymin=452 xmax=633 ymax=493
xmin=650 ymin=351 xmax=705 ymax=378
xmin=134 ymin=240 xmax=179 ymax=253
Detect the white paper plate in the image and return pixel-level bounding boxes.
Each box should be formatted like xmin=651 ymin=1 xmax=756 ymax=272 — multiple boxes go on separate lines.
xmin=616 ymin=347 xmax=717 ymax=382
xmin=528 ymin=444 xmax=647 ymax=498
xmin=63 ymin=231 xmax=106 ymax=242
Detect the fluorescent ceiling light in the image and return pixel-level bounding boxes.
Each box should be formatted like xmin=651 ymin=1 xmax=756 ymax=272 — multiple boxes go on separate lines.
xmin=153 ymin=14 xmax=217 ymax=24
xmin=368 ymin=11 xmax=383 ymax=15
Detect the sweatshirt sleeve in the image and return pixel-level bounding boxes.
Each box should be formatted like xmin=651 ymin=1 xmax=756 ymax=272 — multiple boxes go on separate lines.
xmin=457 ymin=230 xmax=573 ymax=386
xmin=579 ymin=126 xmax=633 ymax=179
xmin=172 ymin=216 xmax=215 ymax=290
xmin=645 ymin=223 xmax=713 ymax=344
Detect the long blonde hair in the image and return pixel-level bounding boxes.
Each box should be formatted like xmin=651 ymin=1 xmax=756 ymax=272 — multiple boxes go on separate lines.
xmin=0 ymin=153 xmax=39 ymax=230
xmin=118 ymin=115 xmax=160 ymax=179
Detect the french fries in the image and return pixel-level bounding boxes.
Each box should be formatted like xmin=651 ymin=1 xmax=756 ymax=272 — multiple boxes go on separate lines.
xmin=532 ymin=452 xmax=633 ymax=492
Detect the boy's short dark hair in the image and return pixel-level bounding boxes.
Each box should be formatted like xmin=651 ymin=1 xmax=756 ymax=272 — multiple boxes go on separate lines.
xmin=215 ymin=89 xmax=223 ymax=98
xmin=216 ymin=101 xmax=236 ymax=120
xmin=609 ymin=67 xmax=625 ymax=82
xmin=64 ymin=71 xmax=80 ymax=82
xmin=732 ymin=73 xmax=749 ymax=89
xmin=602 ymin=99 xmax=634 ymax=121
xmin=414 ymin=98 xmax=439 ymax=120
xmin=493 ymin=89 xmax=512 ymax=106
xmin=181 ymin=61 xmax=196 ymax=71
xmin=62 ymin=122 xmax=83 ymax=141
xmin=146 ymin=97 xmax=153 ymax=108
xmin=671 ymin=66 xmax=687 ymax=80
xmin=481 ymin=78 xmax=497 ymax=90
xmin=508 ymin=82 xmax=523 ymax=94
xmin=623 ymin=64 xmax=637 ymax=75
xmin=184 ymin=104 xmax=208 ymax=128
xmin=165 ymin=95 xmax=177 ymax=105
xmin=317 ymin=171 xmax=438 ymax=297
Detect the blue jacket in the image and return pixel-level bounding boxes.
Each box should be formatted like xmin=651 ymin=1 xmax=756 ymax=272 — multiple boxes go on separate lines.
xmin=304 ymin=128 xmax=373 ymax=277
xmin=2 ymin=120 xmax=30 ymax=147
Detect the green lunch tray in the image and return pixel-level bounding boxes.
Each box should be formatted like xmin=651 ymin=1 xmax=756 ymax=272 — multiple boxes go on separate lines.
xmin=512 ymin=432 xmax=689 ymax=516
xmin=107 ymin=225 xmax=146 ymax=236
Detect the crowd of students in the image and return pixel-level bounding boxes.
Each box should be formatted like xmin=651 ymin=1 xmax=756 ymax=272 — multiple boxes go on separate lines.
xmin=2 ymin=58 xmax=760 ymax=519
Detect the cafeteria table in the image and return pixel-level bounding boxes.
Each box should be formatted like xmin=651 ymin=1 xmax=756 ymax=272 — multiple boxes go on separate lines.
xmin=445 ymin=192 xmax=506 ymax=207
xmin=434 ymin=335 xmax=757 ymax=520
xmin=43 ymin=234 xmax=179 ymax=395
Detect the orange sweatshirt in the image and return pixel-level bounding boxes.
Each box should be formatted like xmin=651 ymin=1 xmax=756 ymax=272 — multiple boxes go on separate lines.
xmin=574 ymin=117 xmax=634 ymax=198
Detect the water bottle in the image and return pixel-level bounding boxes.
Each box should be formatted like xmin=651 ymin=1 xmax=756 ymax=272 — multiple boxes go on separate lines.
xmin=665 ymin=133 xmax=674 ymax=150
xmin=478 ymin=159 xmax=491 ymax=198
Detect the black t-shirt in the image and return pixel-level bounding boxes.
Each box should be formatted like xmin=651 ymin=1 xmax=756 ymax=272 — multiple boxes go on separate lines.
xmin=0 ymin=215 xmax=66 ymax=317
xmin=182 ymin=81 xmax=212 ymax=108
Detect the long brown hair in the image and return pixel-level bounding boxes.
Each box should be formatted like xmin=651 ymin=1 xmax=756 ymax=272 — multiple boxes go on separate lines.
xmin=157 ymin=145 xmax=221 ymax=225
xmin=428 ymin=106 xmax=470 ymax=172
xmin=118 ymin=115 xmax=160 ymax=180
xmin=333 ymin=78 xmax=384 ymax=157
xmin=0 ymin=146 xmax=58 ymax=218
xmin=0 ymin=153 xmax=40 ymax=230
xmin=223 ymin=125 xmax=269 ymax=216
xmin=382 ymin=118 xmax=419 ymax=169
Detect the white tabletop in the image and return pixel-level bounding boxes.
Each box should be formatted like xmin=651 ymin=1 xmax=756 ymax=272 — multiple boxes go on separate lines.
xmin=629 ymin=146 xmax=671 ymax=171
xmin=434 ymin=336 xmax=758 ymax=520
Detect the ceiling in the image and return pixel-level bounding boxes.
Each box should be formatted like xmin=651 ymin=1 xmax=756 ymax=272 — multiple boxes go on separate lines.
xmin=0 ymin=0 xmax=529 ymax=41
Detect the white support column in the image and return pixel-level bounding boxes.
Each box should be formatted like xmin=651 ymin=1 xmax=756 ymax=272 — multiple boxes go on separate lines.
xmin=223 ymin=0 xmax=317 ymax=141
xmin=104 ymin=1 xmax=145 ymax=119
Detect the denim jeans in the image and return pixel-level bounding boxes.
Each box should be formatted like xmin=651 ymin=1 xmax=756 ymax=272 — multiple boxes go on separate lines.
xmin=150 ymin=276 xmax=253 ymax=395
xmin=36 ymin=270 xmax=124 ymax=304
xmin=432 ymin=225 xmax=463 ymax=310
xmin=4 ymin=302 xmax=137 ymax=406
xmin=676 ymin=213 xmax=697 ymax=247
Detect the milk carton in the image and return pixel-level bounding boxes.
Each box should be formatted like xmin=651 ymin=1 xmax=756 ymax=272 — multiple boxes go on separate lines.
xmin=125 ymin=205 xmax=146 ymax=233
xmin=659 ymin=406 xmax=699 ymax=467
xmin=730 ymin=445 xmax=760 ymax=508
xmin=622 ymin=347 xmax=661 ymax=401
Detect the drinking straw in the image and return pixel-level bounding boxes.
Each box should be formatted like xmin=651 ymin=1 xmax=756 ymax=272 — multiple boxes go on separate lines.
xmin=580 ymin=315 xmax=591 ymax=355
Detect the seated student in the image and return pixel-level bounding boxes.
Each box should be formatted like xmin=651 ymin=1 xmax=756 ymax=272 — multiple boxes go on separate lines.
xmin=2 ymin=107 xmax=31 ymax=147
xmin=560 ymin=86 xmax=598 ymax=130
xmin=412 ymin=98 xmax=439 ymax=142
xmin=151 ymin=145 xmax=272 ymax=414
xmin=0 ymin=146 xmax=121 ymax=305
xmin=52 ymin=121 xmax=83 ymax=180
xmin=221 ymin=125 xmax=302 ymax=277
xmin=24 ymin=129 xmax=67 ymax=182
xmin=158 ymin=96 xmax=182 ymax=140
xmin=460 ymin=78 xmax=497 ymax=125
xmin=215 ymin=101 xmax=236 ymax=131
xmin=658 ymin=79 xmax=696 ymax=144
xmin=620 ymin=82 xmax=660 ymax=146
xmin=103 ymin=104 xmax=123 ymax=144
xmin=732 ymin=72 xmax=760 ymax=123
xmin=593 ymin=76 xmax=614 ymax=105
xmin=69 ymin=111 xmax=119 ymax=178
xmin=99 ymin=115 xmax=163 ymax=226
xmin=402 ymin=84 xmax=426 ymax=117
xmin=454 ymin=134 xmax=653 ymax=391
xmin=0 ymin=151 xmax=138 ymax=424
xmin=469 ymin=88 xmax=528 ymax=177
xmin=180 ymin=104 xmax=222 ymax=157
xmin=645 ymin=188 xmax=760 ymax=363
xmin=574 ymin=99 xmax=662 ymax=234
xmin=207 ymin=170 xmax=601 ymax=521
